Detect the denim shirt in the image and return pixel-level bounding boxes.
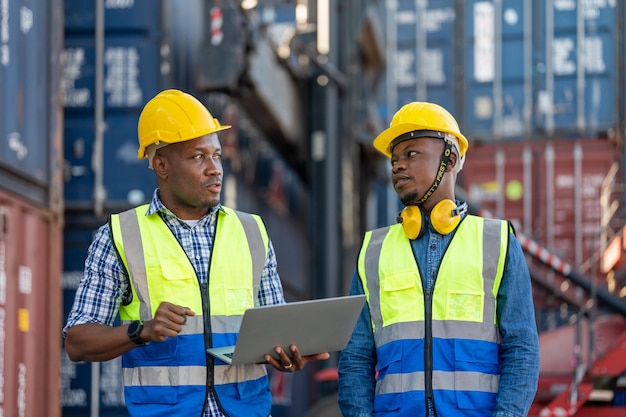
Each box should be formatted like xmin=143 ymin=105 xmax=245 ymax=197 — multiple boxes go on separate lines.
xmin=337 ymin=216 xmax=540 ymax=417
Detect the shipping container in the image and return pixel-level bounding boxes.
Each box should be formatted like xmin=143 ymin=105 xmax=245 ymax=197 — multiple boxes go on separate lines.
xmin=62 ymin=0 xmax=168 ymax=212
xmin=0 ymin=0 xmax=64 ymax=208
xmin=62 ymin=214 xmax=129 ymax=417
xmin=386 ymin=0 xmax=624 ymax=140
xmin=0 ymin=0 xmax=63 ymax=414
xmin=459 ymin=138 xmax=621 ymax=286
xmin=61 ymin=1 xmax=168 ymax=415
xmin=389 ymin=0 xmax=457 ymax=119
xmin=0 ymin=189 xmax=63 ymax=417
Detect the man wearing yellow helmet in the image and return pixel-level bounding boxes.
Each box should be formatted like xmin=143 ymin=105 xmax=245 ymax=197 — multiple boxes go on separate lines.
xmin=337 ymin=102 xmax=539 ymax=417
xmin=63 ymin=89 xmax=329 ymax=417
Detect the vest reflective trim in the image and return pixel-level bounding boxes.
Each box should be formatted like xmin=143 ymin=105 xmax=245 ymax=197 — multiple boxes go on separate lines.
xmin=118 ymin=207 xmax=152 ymax=320
xmin=374 ymin=319 xmax=502 ymax=346
xmin=122 ymin=364 xmax=267 ymax=387
xmin=233 ymin=210 xmax=265 ymax=297
xmin=361 ymin=227 xmax=388 ymax=331
xmin=375 ymin=370 xmax=499 ymax=395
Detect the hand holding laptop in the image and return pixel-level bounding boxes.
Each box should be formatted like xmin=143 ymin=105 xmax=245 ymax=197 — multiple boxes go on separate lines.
xmin=263 ymin=344 xmax=330 ymax=372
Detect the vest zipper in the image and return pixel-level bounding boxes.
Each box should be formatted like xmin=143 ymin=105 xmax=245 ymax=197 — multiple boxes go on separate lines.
xmin=424 ymin=287 xmax=436 ymax=415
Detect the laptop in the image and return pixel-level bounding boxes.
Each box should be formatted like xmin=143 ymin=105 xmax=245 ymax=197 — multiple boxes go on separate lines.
xmin=206 ymin=294 xmax=366 ymax=365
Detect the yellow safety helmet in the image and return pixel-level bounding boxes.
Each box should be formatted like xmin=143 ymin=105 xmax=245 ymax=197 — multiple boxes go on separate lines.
xmin=373 ymin=102 xmax=468 ymax=159
xmin=137 ymin=89 xmax=231 ymax=160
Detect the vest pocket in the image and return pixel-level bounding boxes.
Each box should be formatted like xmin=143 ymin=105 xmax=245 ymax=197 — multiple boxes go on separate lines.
xmin=148 ymin=258 xmax=196 ymax=307
xmin=453 ymin=340 xmax=499 ymax=410
xmin=380 ymin=270 xmax=421 ymax=325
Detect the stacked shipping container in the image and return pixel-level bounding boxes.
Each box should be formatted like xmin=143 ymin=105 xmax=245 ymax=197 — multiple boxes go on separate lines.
xmin=0 ymin=0 xmax=64 ymax=416
xmin=384 ymin=0 xmax=624 ymax=300
xmin=61 ymin=1 xmax=166 ymax=416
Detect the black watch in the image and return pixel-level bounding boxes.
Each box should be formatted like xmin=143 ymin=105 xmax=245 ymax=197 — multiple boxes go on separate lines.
xmin=127 ymin=320 xmax=149 ymax=346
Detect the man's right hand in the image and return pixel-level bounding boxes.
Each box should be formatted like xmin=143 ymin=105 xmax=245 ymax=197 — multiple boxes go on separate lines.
xmin=142 ymin=301 xmax=195 ymax=343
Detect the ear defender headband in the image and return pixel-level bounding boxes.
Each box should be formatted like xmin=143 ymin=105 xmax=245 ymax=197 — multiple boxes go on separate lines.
xmin=393 ymin=132 xmax=466 ymax=239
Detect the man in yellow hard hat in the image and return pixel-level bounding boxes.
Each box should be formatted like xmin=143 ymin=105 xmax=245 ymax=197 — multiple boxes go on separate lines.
xmin=63 ymin=89 xmax=329 ymax=417
xmin=337 ymin=102 xmax=539 ymax=417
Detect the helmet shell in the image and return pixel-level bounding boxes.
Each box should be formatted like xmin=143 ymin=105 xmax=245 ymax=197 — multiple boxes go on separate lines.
xmin=373 ymin=102 xmax=468 ymax=158
xmin=137 ymin=89 xmax=231 ymax=159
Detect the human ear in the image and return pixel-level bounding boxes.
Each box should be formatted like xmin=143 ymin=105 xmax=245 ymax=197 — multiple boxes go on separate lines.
xmin=153 ymin=155 xmax=168 ymax=179
xmin=446 ymin=152 xmax=458 ymax=172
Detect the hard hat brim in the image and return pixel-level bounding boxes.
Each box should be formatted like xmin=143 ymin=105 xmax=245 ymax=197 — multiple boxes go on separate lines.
xmin=137 ymin=124 xmax=231 ymax=159
xmin=373 ymin=122 xmax=468 ymax=159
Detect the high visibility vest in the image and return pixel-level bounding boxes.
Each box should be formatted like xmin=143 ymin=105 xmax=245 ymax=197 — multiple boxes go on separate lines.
xmin=357 ymin=215 xmax=508 ymax=417
xmin=110 ymin=205 xmax=272 ymax=417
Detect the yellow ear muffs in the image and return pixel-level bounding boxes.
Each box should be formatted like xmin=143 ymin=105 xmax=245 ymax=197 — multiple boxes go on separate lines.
xmin=398 ymin=205 xmax=424 ymax=240
xmin=430 ymin=199 xmax=461 ymax=235
xmin=398 ymin=200 xmax=466 ymax=239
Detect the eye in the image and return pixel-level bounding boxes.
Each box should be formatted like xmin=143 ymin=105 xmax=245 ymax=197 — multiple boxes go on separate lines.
xmin=193 ymin=154 xmax=204 ymax=161
xmin=213 ymin=153 xmax=222 ymax=161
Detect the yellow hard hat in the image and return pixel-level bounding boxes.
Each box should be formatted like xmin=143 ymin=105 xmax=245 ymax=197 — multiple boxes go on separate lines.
xmin=137 ymin=89 xmax=231 ymax=159
xmin=373 ymin=102 xmax=468 ymax=159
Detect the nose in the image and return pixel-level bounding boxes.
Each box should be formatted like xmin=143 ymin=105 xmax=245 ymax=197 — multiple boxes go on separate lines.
xmin=204 ymin=158 xmax=222 ymax=176
xmin=391 ymin=159 xmax=405 ymax=174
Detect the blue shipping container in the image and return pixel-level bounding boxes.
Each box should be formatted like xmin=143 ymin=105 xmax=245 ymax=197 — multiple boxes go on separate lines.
xmin=392 ymin=0 xmax=457 ymax=117
xmin=65 ymin=0 xmax=161 ymax=35
xmin=389 ymin=0 xmax=622 ymax=141
xmin=534 ymin=0 xmax=618 ymax=135
xmin=463 ymin=0 xmax=531 ymax=140
xmin=62 ymin=1 xmax=165 ymax=208
xmin=0 ymin=0 xmax=60 ymax=203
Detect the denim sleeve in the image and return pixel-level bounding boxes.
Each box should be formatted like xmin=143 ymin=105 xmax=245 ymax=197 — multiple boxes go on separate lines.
xmin=493 ymin=232 xmax=540 ymax=417
xmin=337 ymin=269 xmax=376 ymax=417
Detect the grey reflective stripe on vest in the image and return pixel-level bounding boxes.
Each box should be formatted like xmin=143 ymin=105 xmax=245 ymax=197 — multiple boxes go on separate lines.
xmin=482 ymin=218 xmax=503 ymax=327
xmin=376 ymin=370 xmax=499 ymax=396
xmin=118 ymin=209 xmax=152 ymax=321
xmin=363 ymin=227 xmax=389 ymax=331
xmin=122 ymin=363 xmax=267 ymax=387
xmin=233 ymin=210 xmax=265 ymax=301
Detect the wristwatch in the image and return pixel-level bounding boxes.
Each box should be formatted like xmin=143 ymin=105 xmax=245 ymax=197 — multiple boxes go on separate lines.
xmin=127 ymin=320 xmax=149 ymax=346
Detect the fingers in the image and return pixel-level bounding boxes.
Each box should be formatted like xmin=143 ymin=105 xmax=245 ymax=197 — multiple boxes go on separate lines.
xmin=144 ymin=302 xmax=195 ymax=342
xmin=264 ymin=345 xmax=330 ymax=373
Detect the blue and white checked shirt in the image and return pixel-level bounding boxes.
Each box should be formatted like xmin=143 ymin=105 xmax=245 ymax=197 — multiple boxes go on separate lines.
xmin=64 ymin=190 xmax=285 ymax=417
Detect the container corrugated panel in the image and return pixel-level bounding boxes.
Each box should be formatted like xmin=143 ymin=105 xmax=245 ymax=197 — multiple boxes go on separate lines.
xmin=393 ymin=0 xmax=456 ymax=113
xmin=0 ymin=189 xmax=63 ymax=417
xmin=534 ymin=0 xmax=618 ymax=135
xmin=63 ymin=0 xmax=165 ymax=209
xmin=0 ymin=0 xmax=63 ymax=206
xmin=460 ymin=138 xmax=620 ymax=280
xmin=65 ymin=0 xmax=161 ymax=35
xmin=62 ymin=217 xmax=129 ymax=417
xmin=392 ymin=0 xmax=622 ymax=141
xmin=463 ymin=0 xmax=532 ymax=140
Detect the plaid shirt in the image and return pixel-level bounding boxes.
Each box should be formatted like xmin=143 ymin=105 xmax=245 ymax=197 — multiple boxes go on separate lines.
xmin=64 ymin=190 xmax=285 ymax=417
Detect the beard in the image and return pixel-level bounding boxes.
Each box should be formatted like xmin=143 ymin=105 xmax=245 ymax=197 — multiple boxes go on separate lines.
xmin=400 ymin=190 xmax=420 ymax=206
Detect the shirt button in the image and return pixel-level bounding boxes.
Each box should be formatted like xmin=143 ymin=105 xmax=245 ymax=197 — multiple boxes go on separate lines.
xmin=430 ymin=244 xmax=436 ymax=250
xmin=195 ymin=255 xmax=201 ymax=260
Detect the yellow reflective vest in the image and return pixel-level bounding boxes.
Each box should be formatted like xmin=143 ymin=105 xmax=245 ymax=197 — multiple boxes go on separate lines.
xmin=357 ymin=215 xmax=508 ymax=416
xmin=110 ymin=205 xmax=271 ymax=417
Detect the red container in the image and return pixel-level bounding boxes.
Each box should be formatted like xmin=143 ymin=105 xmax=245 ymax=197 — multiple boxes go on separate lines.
xmin=0 ymin=189 xmax=63 ymax=417
xmin=459 ymin=138 xmax=621 ymax=293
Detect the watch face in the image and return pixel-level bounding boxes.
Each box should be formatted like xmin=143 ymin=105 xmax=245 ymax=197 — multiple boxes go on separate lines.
xmin=128 ymin=321 xmax=138 ymax=334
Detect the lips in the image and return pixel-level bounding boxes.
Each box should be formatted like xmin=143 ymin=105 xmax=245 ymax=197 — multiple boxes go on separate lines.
xmin=206 ymin=181 xmax=222 ymax=192
xmin=393 ymin=175 xmax=410 ymax=188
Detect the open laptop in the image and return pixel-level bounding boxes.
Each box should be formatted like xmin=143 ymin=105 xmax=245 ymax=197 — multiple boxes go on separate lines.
xmin=206 ymin=294 xmax=366 ymax=365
